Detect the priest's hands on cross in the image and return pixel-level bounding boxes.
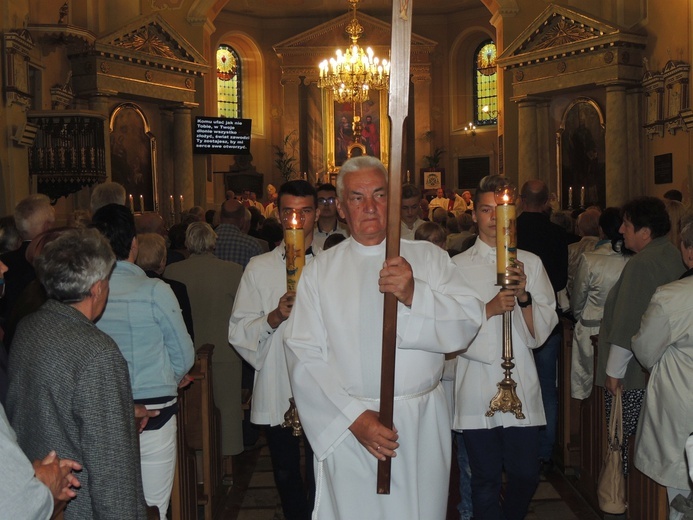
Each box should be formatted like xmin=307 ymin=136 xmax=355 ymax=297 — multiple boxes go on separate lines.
xmin=378 ymin=256 xmax=414 ymax=307
xmin=268 ymin=291 xmax=296 ymax=329
xmin=349 ymin=410 xmax=400 ymax=461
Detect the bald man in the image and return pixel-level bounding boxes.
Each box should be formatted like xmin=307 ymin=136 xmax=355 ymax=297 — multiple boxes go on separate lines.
xmin=214 ymin=199 xmax=263 ymax=269
xmin=517 ymin=179 xmax=568 ymax=473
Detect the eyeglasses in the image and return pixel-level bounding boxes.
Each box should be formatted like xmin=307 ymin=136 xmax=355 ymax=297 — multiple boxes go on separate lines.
xmin=280 ymin=207 xmax=315 ymax=217
xmin=318 ymin=197 xmax=336 ymax=206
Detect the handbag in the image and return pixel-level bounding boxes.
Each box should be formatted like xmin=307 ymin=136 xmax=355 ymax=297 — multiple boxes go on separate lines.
xmin=597 ymin=387 xmax=627 ymax=514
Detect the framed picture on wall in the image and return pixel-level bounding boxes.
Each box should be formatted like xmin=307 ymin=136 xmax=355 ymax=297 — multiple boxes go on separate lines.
xmin=323 ymin=91 xmax=390 ymax=170
xmin=422 ymin=170 xmax=443 ymax=190
xmin=110 ymin=103 xmax=158 ymax=213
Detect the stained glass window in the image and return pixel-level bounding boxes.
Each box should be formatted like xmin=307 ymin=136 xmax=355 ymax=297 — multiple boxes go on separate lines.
xmin=217 ymin=44 xmax=241 ymax=118
xmin=474 ymin=40 xmax=497 ymax=126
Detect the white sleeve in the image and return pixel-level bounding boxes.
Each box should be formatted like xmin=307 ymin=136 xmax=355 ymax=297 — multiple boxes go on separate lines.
xmin=228 ymin=268 xmax=277 ymax=371
xmin=605 ymin=344 xmax=633 ymax=379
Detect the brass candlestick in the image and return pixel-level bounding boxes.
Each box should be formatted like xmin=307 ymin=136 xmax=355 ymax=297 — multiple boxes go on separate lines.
xmin=486 ymin=183 xmax=525 ymax=420
xmin=282 ymin=398 xmax=303 ymax=437
xmin=281 ymin=209 xmax=306 ymax=435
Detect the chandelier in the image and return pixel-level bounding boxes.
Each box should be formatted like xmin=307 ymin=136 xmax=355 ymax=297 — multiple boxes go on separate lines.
xmin=318 ymin=0 xmax=390 ymax=104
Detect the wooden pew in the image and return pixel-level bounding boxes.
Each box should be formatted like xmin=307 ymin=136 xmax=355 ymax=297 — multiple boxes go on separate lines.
xmin=556 ymin=317 xmax=582 ymax=471
xmin=171 ymin=344 xmax=224 ymax=520
xmin=170 ymin=379 xmax=198 ymax=520
xmin=569 ymin=334 xmax=669 ymax=519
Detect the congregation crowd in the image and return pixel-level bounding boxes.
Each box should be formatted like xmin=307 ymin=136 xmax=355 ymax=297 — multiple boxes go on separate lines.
xmin=1 ymin=155 xmax=692 ymax=520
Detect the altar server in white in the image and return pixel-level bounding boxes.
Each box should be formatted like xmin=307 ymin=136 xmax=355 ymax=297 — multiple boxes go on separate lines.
xmin=228 ymin=180 xmax=320 ymax=520
xmin=284 ymin=156 xmax=484 ymax=520
xmin=450 ymin=175 xmax=558 ymax=520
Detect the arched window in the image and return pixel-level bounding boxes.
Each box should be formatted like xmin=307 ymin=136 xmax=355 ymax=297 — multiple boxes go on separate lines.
xmin=217 ymin=44 xmax=241 ymax=118
xmin=474 ymin=40 xmax=497 ymax=126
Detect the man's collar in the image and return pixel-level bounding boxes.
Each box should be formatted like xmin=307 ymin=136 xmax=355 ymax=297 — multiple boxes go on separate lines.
xmin=316 ymin=219 xmax=339 ymax=233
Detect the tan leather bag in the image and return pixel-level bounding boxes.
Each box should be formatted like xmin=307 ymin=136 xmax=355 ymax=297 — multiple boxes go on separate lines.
xmin=597 ymin=387 xmax=627 ymax=514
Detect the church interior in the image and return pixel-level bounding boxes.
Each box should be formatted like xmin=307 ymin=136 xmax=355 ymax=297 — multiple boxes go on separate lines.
xmin=1 ymin=0 xmax=691 ymax=519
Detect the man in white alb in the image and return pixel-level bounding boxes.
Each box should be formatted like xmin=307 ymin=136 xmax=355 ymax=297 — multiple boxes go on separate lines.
xmin=228 ymin=180 xmax=320 ymax=520
xmin=400 ymin=183 xmax=426 ymax=240
xmin=450 ymin=175 xmax=558 ymax=520
xmin=428 ymin=187 xmax=450 ymax=220
xmin=283 ymin=156 xmax=484 ymax=520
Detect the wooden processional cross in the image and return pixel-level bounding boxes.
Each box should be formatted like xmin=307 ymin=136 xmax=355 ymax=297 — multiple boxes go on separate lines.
xmin=377 ymin=0 xmax=413 ymax=495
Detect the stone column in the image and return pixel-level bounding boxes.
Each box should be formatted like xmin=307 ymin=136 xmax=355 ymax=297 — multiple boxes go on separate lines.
xmin=517 ymin=98 xmax=538 ymax=188
xmin=626 ymin=87 xmax=645 ymax=197
xmin=88 ymin=93 xmax=114 ymax=180
xmin=536 ymin=101 xmax=551 ymax=187
xmin=281 ymin=75 xmax=302 ymax=168
xmin=160 ymin=108 xmax=175 ymax=222
xmin=173 ymin=105 xmax=194 ymax=213
xmin=412 ymin=70 xmax=432 ymax=179
xmin=605 ymin=84 xmax=628 ymax=206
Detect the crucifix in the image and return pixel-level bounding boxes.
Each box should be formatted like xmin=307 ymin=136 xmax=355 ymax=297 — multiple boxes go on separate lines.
xmin=377 ymin=0 xmax=413 ymax=495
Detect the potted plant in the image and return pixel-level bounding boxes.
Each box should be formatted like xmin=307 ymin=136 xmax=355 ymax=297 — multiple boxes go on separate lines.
xmin=273 ymin=130 xmax=298 ymax=182
xmin=423 ymin=147 xmax=446 ymax=170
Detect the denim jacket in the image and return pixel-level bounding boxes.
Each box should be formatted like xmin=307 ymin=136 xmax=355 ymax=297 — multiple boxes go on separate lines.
xmin=97 ymin=261 xmax=194 ymax=400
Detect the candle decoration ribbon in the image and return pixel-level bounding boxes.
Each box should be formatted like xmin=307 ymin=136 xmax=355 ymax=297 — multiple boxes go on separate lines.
xmin=282 ymin=209 xmax=306 ymax=292
xmin=487 ymin=182 xmax=525 ymax=420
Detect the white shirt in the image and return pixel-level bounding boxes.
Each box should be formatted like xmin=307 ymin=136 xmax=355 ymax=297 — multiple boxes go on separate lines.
xmin=312 ymin=220 xmax=349 ymax=250
xmin=449 ymin=239 xmax=558 ymax=430
xmin=400 ymin=218 xmax=425 ymax=240
xmin=228 ymin=242 xmax=318 ymax=426
xmin=284 ymin=237 xmax=484 ymax=520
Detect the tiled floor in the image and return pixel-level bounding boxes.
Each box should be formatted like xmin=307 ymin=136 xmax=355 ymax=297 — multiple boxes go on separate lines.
xmin=215 ymin=433 xmax=601 ymax=520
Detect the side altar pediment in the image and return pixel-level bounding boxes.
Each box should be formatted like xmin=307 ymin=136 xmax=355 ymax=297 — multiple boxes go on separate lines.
xmin=70 ymin=13 xmax=207 ymax=103
xmin=497 ymin=4 xmax=646 ymax=69
xmin=95 ymin=13 xmax=208 ymax=74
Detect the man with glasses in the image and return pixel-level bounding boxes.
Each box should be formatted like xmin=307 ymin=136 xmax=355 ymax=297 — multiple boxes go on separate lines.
xmin=400 ymin=183 xmax=426 ymax=240
xmin=312 ymin=183 xmax=349 ymax=250
xmin=229 ymin=180 xmax=320 ymax=520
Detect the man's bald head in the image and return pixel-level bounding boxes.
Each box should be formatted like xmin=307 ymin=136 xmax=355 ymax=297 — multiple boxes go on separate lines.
xmin=220 ymin=199 xmax=247 ymax=227
xmin=577 ymin=209 xmax=601 ymax=237
xmin=135 ymin=212 xmax=166 ymax=236
xmin=520 ymin=180 xmax=549 ymax=212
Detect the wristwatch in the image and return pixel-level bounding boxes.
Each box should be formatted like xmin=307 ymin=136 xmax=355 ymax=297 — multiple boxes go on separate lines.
xmin=517 ymin=291 xmax=532 ymax=308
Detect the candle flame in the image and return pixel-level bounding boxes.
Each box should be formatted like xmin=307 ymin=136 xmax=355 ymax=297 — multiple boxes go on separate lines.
xmin=291 ymin=212 xmax=298 ymax=228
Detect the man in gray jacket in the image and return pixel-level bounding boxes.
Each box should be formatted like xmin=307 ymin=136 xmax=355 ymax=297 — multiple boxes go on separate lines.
xmin=7 ymin=228 xmax=150 ymax=519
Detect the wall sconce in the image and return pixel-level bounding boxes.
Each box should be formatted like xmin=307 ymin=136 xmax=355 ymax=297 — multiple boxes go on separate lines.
xmin=481 ymin=105 xmax=499 ymax=119
xmin=464 ymin=122 xmax=477 ymax=136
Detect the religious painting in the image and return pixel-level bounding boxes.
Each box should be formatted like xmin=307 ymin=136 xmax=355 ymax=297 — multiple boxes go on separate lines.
xmin=557 ymin=98 xmax=605 ymax=209
xmin=109 ymin=103 xmax=158 ymax=213
xmin=323 ymin=90 xmax=389 ymax=170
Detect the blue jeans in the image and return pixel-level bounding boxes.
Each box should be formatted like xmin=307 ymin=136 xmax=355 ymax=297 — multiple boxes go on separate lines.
xmin=533 ymin=329 xmax=560 ymax=461
xmin=455 ymin=431 xmax=473 ymax=520
xmin=465 ymin=426 xmax=540 ymax=520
